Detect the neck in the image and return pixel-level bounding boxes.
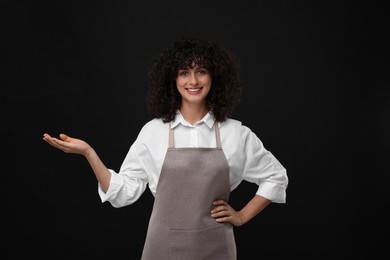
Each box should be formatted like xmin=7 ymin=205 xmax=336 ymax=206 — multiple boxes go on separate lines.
xmin=179 ymin=102 xmax=208 ymax=125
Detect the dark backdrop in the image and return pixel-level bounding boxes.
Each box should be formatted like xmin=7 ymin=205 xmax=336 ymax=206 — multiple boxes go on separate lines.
xmin=2 ymin=1 xmax=389 ymax=259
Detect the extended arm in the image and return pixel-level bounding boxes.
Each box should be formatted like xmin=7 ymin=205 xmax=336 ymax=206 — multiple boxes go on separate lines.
xmin=43 ymin=133 xmax=111 ymax=192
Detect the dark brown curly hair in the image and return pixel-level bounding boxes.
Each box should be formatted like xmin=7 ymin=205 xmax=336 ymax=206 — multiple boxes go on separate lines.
xmin=146 ymin=37 xmax=242 ymax=123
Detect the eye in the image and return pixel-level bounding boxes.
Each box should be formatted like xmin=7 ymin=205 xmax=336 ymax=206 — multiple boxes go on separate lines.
xmin=178 ymin=70 xmax=188 ymax=76
xmin=196 ymin=69 xmax=208 ymax=75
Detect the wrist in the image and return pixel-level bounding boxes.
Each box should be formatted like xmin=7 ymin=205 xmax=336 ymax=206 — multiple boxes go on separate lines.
xmin=84 ymin=147 xmax=96 ymax=159
xmin=237 ymin=210 xmax=249 ymax=226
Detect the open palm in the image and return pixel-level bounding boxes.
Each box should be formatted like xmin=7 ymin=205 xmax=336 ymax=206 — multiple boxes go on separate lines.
xmin=43 ymin=133 xmax=92 ymax=156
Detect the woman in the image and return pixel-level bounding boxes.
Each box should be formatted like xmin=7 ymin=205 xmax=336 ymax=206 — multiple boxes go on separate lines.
xmin=43 ymin=37 xmax=288 ymax=260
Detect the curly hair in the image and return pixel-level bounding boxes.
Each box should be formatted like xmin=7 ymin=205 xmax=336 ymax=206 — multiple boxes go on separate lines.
xmin=146 ymin=37 xmax=242 ymax=123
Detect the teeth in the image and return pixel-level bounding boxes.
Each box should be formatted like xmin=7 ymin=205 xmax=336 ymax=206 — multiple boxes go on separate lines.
xmin=188 ymin=88 xmax=200 ymax=92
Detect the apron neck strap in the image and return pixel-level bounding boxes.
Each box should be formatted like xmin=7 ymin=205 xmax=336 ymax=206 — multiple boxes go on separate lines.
xmin=168 ymin=121 xmax=222 ymax=149
xmin=169 ymin=123 xmax=175 ymax=148
xmin=214 ymin=121 xmax=222 ymax=148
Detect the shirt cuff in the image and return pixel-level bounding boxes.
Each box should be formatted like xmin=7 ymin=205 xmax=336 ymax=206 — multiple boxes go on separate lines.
xmin=256 ymin=181 xmax=287 ymax=203
xmin=97 ymin=169 xmax=122 ymax=203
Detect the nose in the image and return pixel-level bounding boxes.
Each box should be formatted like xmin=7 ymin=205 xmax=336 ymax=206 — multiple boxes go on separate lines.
xmin=189 ymin=72 xmax=199 ymax=86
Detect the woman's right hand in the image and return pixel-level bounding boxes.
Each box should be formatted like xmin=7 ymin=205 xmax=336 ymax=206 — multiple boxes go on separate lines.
xmin=43 ymin=133 xmax=93 ymax=157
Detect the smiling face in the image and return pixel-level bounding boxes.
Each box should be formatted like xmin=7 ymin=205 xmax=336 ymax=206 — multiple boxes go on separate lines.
xmin=176 ymin=65 xmax=212 ymax=107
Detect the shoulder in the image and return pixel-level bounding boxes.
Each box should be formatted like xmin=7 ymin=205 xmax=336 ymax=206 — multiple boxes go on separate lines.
xmin=139 ymin=118 xmax=167 ymax=133
xmin=220 ymin=118 xmax=264 ymax=148
xmin=220 ymin=118 xmax=253 ymax=138
xmin=221 ymin=118 xmax=266 ymax=153
xmin=137 ymin=118 xmax=169 ymax=141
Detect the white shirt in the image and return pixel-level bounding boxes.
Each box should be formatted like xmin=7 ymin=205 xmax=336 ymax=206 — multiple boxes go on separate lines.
xmin=98 ymin=111 xmax=288 ymax=207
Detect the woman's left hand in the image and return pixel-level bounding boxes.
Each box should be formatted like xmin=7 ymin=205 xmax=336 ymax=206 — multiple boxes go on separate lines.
xmin=211 ymin=200 xmax=246 ymax=226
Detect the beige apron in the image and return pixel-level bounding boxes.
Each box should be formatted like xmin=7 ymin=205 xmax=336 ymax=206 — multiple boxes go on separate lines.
xmin=141 ymin=122 xmax=236 ymax=260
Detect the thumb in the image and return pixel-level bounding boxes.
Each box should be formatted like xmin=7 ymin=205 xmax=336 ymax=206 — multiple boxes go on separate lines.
xmin=59 ymin=133 xmax=69 ymax=141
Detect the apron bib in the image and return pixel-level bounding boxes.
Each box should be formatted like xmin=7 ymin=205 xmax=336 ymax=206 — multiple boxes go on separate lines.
xmin=141 ymin=122 xmax=236 ymax=260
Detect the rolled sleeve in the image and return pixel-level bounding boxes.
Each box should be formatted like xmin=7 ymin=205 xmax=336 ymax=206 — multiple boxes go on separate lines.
xmin=256 ymin=179 xmax=287 ymax=203
xmin=98 ymin=170 xmax=117 ymax=203
xmin=242 ymin=129 xmax=288 ymax=203
xmin=97 ymin=144 xmax=149 ymax=208
xmin=98 ymin=169 xmax=148 ymax=207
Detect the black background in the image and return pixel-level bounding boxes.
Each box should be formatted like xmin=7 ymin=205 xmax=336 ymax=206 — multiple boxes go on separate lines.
xmin=2 ymin=1 xmax=389 ymax=259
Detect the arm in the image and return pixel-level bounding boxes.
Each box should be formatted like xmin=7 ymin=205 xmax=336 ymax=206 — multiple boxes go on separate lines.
xmin=211 ymin=195 xmax=271 ymax=226
xmin=43 ymin=133 xmax=111 ymax=192
xmin=211 ymin=123 xmax=288 ymax=226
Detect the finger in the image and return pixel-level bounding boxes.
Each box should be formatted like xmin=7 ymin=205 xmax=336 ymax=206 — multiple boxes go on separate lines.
xmin=52 ymin=138 xmax=73 ymax=150
xmin=211 ymin=210 xmax=230 ymax=218
xmin=43 ymin=134 xmax=61 ymax=143
xmin=52 ymin=136 xmax=69 ymax=146
xmin=43 ymin=134 xmax=71 ymax=153
xmin=43 ymin=135 xmax=58 ymax=145
xmin=44 ymin=137 xmax=64 ymax=148
xmin=215 ymin=216 xmax=231 ymax=223
xmin=43 ymin=133 xmax=68 ymax=144
xmin=213 ymin=200 xmax=227 ymax=206
xmin=59 ymin=133 xmax=69 ymax=141
xmin=43 ymin=133 xmax=52 ymax=140
xmin=211 ymin=205 xmax=228 ymax=214
xmin=44 ymin=137 xmax=66 ymax=151
xmin=46 ymin=136 xmax=71 ymax=149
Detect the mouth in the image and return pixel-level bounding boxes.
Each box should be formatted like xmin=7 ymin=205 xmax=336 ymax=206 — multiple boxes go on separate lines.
xmin=185 ymin=87 xmax=203 ymax=95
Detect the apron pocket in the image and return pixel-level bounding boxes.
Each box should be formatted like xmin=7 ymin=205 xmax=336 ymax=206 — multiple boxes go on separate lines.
xmin=168 ymin=224 xmax=230 ymax=260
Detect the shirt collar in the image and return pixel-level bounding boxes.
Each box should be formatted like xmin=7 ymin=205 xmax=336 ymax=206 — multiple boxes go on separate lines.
xmin=170 ymin=110 xmax=216 ymax=129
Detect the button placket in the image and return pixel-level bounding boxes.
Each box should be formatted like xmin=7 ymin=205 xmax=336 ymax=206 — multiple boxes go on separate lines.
xmin=190 ymin=127 xmax=198 ymax=147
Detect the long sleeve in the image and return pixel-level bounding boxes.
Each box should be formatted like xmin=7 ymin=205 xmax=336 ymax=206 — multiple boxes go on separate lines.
xmin=220 ymin=119 xmax=288 ymax=203
xmin=97 ymin=119 xmax=168 ymax=208
xmin=98 ymin=143 xmax=149 ymax=208
xmin=97 ymin=115 xmax=288 ymax=207
xmin=240 ymin=128 xmax=288 ymax=203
